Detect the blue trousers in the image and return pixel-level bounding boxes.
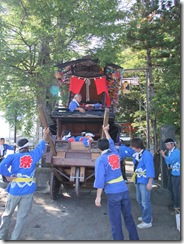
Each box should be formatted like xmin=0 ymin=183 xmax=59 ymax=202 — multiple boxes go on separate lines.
xmin=171 ymin=175 xmax=180 ymax=208
xmin=106 ymin=191 xmax=139 ymax=240
xmin=136 ymin=183 xmax=152 ymax=223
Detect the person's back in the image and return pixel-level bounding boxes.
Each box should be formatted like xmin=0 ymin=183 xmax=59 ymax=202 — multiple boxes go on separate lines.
xmin=94 ymin=124 xmax=139 ymax=241
xmin=0 ymin=139 xmax=47 ymax=195
xmin=0 ymin=128 xmax=49 ymax=240
xmin=94 ymin=137 xmax=128 ymax=194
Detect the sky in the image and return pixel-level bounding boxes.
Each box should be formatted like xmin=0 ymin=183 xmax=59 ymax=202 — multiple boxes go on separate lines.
xmin=0 ymin=113 xmax=11 ymax=138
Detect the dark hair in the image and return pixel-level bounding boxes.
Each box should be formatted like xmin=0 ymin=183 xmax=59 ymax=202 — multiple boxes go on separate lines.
xmin=130 ymin=137 xmax=144 ymax=149
xmin=164 ymin=138 xmax=174 ymax=143
xmin=18 ymin=138 xmax=29 ymax=148
xmin=19 ymin=148 xmax=30 ymax=153
xmin=97 ymin=138 xmax=109 ymax=151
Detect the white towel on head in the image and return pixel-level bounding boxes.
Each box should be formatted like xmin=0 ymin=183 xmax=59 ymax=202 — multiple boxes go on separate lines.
xmin=62 ymin=132 xmax=71 ymax=140
xmin=85 ymin=133 xmax=95 ymax=137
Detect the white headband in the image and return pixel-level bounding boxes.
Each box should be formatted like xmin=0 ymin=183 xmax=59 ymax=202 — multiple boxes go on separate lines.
xmin=85 ymin=133 xmax=95 ymax=137
xmin=18 ymin=142 xmax=30 ymax=149
xmin=65 ymin=132 xmax=71 ymax=138
xmin=62 ymin=132 xmax=71 ymax=140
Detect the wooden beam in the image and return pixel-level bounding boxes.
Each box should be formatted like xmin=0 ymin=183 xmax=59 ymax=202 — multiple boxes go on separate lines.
xmin=101 ymin=108 xmax=109 ymax=138
xmin=38 ymin=104 xmax=57 ymax=156
xmin=70 ymin=167 xmax=76 ymax=181
xmin=80 ymin=167 xmax=85 ymax=182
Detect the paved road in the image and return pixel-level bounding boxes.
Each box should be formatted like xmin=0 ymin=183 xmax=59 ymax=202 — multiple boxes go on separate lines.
xmin=0 ymin=163 xmax=181 ymax=241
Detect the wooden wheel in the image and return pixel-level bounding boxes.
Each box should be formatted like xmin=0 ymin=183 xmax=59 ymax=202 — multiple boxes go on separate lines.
xmin=50 ymin=171 xmax=61 ymax=200
xmin=75 ymin=167 xmax=80 ymax=196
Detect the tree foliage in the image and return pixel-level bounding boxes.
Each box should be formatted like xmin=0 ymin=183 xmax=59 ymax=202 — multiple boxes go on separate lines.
xmin=0 ymin=0 xmax=128 ymax=137
xmin=116 ymin=0 xmax=180 ymax=147
xmin=0 ymin=0 xmax=180 ymax=148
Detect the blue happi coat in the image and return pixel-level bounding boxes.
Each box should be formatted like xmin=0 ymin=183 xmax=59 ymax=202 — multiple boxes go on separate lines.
xmin=94 ymin=138 xmax=128 ymax=194
xmin=0 ymin=140 xmax=46 ymax=195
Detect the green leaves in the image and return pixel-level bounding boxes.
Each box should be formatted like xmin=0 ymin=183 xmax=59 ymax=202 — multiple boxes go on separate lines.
xmin=0 ymin=0 xmax=180 ymax=145
xmin=117 ymin=0 xmax=180 ymax=145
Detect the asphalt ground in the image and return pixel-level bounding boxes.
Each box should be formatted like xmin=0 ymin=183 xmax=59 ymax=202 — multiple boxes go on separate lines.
xmin=0 ymin=161 xmax=181 ymax=241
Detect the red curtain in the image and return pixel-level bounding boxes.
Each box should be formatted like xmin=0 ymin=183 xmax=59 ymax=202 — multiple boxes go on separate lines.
xmin=94 ymin=77 xmax=111 ymax=106
xmin=69 ymin=76 xmax=111 ymax=106
xmin=69 ymin=76 xmax=85 ymax=94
